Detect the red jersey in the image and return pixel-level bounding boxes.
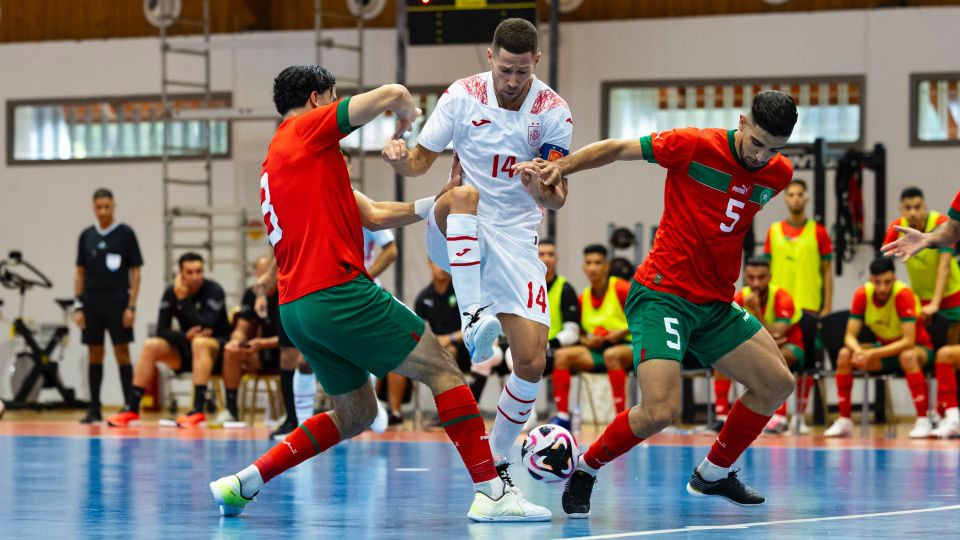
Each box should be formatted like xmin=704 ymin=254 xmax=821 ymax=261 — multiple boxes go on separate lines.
xmin=950 ymin=189 xmax=960 ymax=222
xmin=850 ymin=285 xmax=932 ymax=348
xmin=733 ymin=287 xmax=803 ymax=349
xmin=635 ymin=128 xmax=793 ymax=304
xmin=259 ymin=98 xmax=368 ymax=304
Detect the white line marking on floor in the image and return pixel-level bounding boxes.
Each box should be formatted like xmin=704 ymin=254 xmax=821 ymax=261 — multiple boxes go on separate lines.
xmin=556 ymin=504 xmax=960 ymax=539
xmin=395 ymin=468 xmax=430 ymax=472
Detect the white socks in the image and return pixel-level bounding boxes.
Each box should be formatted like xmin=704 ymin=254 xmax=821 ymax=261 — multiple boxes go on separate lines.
xmin=236 ymin=464 xmax=263 ymax=498
xmin=577 ymin=454 xmax=598 ymax=476
xmin=475 ymin=477 xmax=506 ymax=499
xmin=491 ymin=374 xmax=540 ymax=463
xmin=293 ymin=369 xmax=317 ymax=425
xmin=696 ymin=456 xmax=730 ymax=483
xmin=445 ymin=214 xmax=482 ymax=329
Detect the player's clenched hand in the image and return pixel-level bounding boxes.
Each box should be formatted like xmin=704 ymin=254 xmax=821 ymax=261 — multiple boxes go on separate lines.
xmin=381 ymin=138 xmax=409 ymax=163
xmin=392 ymin=107 xmax=422 ymax=139
xmin=530 ymin=158 xmax=564 ymax=187
xmin=881 ymin=225 xmax=928 ymax=262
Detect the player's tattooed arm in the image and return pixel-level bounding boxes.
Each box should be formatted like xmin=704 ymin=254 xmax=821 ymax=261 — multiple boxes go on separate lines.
xmin=353 ymin=190 xmax=423 ymax=230
xmin=521 ymin=138 xmax=644 ymax=187
xmin=382 ymin=141 xmax=440 ymax=177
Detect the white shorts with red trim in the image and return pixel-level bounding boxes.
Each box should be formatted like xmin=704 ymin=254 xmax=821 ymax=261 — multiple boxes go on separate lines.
xmin=426 ymin=204 xmax=550 ymax=328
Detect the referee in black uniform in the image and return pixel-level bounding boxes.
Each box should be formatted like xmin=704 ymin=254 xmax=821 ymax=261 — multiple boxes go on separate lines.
xmin=74 ymin=188 xmax=142 ymax=423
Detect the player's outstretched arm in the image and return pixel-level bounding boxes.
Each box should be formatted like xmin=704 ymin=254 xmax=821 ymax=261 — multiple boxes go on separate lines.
xmin=515 ymin=160 xmax=567 ymax=210
xmin=523 ymin=138 xmax=644 ymax=187
xmin=348 ymin=84 xmax=421 ymax=137
xmin=882 ymin=219 xmax=960 ymax=261
xmin=353 ymin=190 xmax=423 ymax=231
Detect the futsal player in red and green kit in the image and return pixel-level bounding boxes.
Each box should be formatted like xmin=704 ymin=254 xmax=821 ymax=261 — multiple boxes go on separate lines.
xmin=519 ymin=90 xmax=799 ymax=515
xmin=209 ymin=65 xmax=549 ymax=522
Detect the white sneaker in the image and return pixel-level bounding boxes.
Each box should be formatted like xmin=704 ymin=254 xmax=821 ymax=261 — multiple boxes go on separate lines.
xmin=909 ymin=416 xmax=933 ymax=439
xmin=789 ymin=415 xmax=810 ymax=435
xmin=463 ymin=308 xmax=502 ymax=364
xmin=824 ymin=417 xmax=853 ymax=438
xmin=209 ymin=475 xmax=256 ymax=517
xmin=467 ymin=489 xmax=552 ymax=522
xmin=930 ymin=417 xmax=960 ymax=439
xmin=369 ymin=400 xmax=389 ymax=433
xmin=208 ymin=409 xmax=246 ymax=428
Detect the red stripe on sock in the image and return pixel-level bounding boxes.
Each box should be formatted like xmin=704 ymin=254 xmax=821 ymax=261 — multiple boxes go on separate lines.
xmin=503 ymin=384 xmax=536 ymax=404
xmin=906 ymin=371 xmax=929 ymax=417
xmin=254 ymin=413 xmax=339 ymax=483
xmin=496 ymin=406 xmax=526 ymax=424
xmin=836 ymin=373 xmax=853 ymax=418
xmin=450 ymin=261 xmax=481 ymax=267
xmin=706 ymin=400 xmax=770 ymax=468
xmin=608 ymin=369 xmax=626 ymax=413
xmin=553 ymin=369 xmax=571 ymax=414
xmin=937 ymin=362 xmax=958 ymax=411
xmin=714 ymin=378 xmax=732 ymax=416
xmin=583 ymin=410 xmax=644 ymax=470
xmin=435 ymin=385 xmax=497 ymax=483
xmin=446 ymin=236 xmax=477 ymax=241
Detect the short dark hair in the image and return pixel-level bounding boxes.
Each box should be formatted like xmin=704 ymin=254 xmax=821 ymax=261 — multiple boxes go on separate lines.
xmin=178 ymin=252 xmax=204 ymax=268
xmin=746 ymin=256 xmax=771 ymax=268
xmin=900 ymin=186 xmax=924 ymax=201
xmin=273 ymin=65 xmax=337 ymax=116
xmin=93 ymin=188 xmax=113 ymax=200
xmin=870 ymin=256 xmax=895 ymax=276
xmin=583 ymin=244 xmax=608 ymax=258
xmin=788 ymin=179 xmax=807 ymax=191
xmin=751 ymin=90 xmax=798 ymax=138
xmin=539 ymin=238 xmax=555 ymax=247
xmin=492 ymin=18 xmax=538 ymax=56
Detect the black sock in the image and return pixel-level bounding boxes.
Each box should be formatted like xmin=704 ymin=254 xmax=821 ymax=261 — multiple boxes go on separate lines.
xmin=280 ymin=368 xmax=296 ymax=422
xmin=226 ymin=389 xmax=239 ymax=419
xmin=88 ymin=363 xmax=103 ymax=409
xmin=193 ymin=385 xmax=207 ymax=413
xmin=118 ymin=364 xmax=134 ymax=406
xmin=130 ymin=386 xmax=145 ymax=413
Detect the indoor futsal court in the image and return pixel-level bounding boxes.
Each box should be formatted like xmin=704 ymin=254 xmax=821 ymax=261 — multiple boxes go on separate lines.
xmin=3 ymin=1 xmax=960 ymax=539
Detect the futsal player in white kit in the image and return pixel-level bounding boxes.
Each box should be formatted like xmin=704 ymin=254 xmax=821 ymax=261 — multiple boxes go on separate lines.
xmin=382 ymin=18 xmax=572 ymax=506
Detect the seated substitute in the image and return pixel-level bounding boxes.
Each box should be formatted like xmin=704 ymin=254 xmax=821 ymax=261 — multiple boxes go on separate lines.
xmin=550 ymin=244 xmax=633 ymax=430
xmin=714 ymin=257 xmax=808 ymax=435
xmin=107 ymin=252 xmax=231 ymax=428
xmin=217 ymin=255 xmax=280 ymax=426
xmin=824 ymin=257 xmax=933 ymax=439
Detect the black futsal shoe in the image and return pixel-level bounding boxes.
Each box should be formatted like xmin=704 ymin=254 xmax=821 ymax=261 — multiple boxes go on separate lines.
xmin=686 ymin=468 xmax=765 ymax=506
xmin=562 ymin=469 xmax=597 ymax=518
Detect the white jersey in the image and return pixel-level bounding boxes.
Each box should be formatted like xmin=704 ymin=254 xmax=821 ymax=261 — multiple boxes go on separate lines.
xmin=362 ymin=227 xmax=395 ymax=270
xmin=418 ymin=72 xmax=573 ymax=233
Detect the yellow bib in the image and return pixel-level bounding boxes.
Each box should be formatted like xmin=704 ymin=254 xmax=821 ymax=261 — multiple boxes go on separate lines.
xmin=899 ymin=211 xmax=960 ymax=302
xmin=864 ymin=281 xmax=919 ymax=342
xmin=742 ymin=285 xmax=801 ymax=326
xmin=547 ymin=275 xmax=568 ymax=341
xmin=769 ymin=220 xmax=823 ymax=312
xmin=581 ymin=277 xmax=631 ymax=342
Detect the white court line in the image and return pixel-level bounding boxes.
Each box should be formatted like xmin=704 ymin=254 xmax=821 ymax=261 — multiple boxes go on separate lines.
xmin=556 ymin=504 xmax=960 ymax=539
xmin=394 ymin=468 xmax=430 ymax=472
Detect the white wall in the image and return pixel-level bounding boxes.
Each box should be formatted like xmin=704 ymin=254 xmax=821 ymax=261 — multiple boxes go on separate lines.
xmin=1 ymin=7 xmax=959 ymax=412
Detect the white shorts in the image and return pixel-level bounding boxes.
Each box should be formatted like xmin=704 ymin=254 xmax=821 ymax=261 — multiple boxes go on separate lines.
xmin=426 ymin=205 xmax=550 ymax=328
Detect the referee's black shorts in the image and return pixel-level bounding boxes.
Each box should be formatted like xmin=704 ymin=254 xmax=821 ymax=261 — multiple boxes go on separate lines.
xmin=81 ymin=292 xmax=133 ymax=346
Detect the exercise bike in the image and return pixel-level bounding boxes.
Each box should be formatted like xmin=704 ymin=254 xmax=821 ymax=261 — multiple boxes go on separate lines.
xmin=0 ymin=251 xmax=85 ymax=410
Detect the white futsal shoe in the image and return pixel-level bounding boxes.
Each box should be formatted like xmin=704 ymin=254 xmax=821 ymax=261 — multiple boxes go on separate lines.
xmin=931 ymin=416 xmax=960 ymax=439
xmin=210 ymin=475 xmax=256 ymax=517
xmin=463 ymin=304 xmax=502 ymax=364
xmin=467 ymin=489 xmax=552 ymax=522
xmin=908 ymin=416 xmax=933 ymax=439
xmin=823 ymin=417 xmax=853 ymax=438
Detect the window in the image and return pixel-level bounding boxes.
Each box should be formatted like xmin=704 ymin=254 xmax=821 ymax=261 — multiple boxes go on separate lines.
xmin=602 ymin=77 xmax=864 ymax=147
xmin=911 ymin=73 xmax=960 ymax=146
xmin=339 ymin=87 xmax=449 ymax=152
xmin=7 ymin=94 xmax=231 ymax=164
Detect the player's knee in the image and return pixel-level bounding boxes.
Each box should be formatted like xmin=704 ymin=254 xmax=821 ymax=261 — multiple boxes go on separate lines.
xmin=771 ymin=370 xmax=796 ymax=402
xmin=899 ymin=350 xmax=920 ymax=372
xmin=647 ymin=404 xmax=679 ymax=431
xmin=837 ymin=347 xmax=853 ymax=367
xmin=447 ymin=185 xmax=479 ymax=212
xmin=142 ymin=337 xmax=165 ymax=356
xmin=343 ymin=398 xmax=378 ymax=437
xmin=191 ymin=336 xmax=217 ymax=353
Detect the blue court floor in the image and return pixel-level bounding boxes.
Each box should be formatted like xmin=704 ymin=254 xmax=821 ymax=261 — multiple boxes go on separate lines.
xmin=2 ymin=432 xmax=959 ymax=539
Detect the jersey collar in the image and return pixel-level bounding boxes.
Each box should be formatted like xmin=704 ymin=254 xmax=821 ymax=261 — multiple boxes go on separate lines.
xmin=95 ymin=222 xmax=120 ymax=236
xmin=727 ymin=129 xmax=771 ymax=172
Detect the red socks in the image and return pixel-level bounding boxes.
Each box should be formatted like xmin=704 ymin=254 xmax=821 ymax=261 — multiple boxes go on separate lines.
xmin=836 ymin=373 xmax=853 ymax=418
xmin=553 ymin=368 xmax=571 ymax=414
xmin=707 ymin=400 xmax=770 ymax=468
xmin=583 ymin=410 xmax=644 ymax=470
xmin=905 ymin=371 xmax=929 ymax=417
xmin=937 ymin=362 xmax=958 ymax=411
xmin=255 ymin=412 xmax=340 ymax=483
xmin=714 ymin=378 xmax=732 ymax=416
xmin=774 ymin=401 xmax=788 ymax=416
xmin=608 ymin=369 xmax=627 ymax=413
xmin=435 ymin=385 xmax=498 ymax=483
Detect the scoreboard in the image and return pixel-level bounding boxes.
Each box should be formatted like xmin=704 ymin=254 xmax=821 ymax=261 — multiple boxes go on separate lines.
xmin=406 ymin=0 xmax=537 ymax=45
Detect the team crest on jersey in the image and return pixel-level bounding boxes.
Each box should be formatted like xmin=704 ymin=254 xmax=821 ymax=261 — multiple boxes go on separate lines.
xmin=756 ymin=187 xmax=775 ymax=207
xmin=528 ymin=124 xmax=542 ymax=147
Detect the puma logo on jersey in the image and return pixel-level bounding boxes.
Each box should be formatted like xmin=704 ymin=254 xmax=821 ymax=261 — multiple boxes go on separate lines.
xmin=456 ymin=247 xmax=472 ymax=257
xmin=732 ymin=184 xmax=749 ymax=195
xmin=471 ymin=119 xmax=491 ymax=127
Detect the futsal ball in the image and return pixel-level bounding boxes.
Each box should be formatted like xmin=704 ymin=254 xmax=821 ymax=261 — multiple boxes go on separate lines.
xmin=520 ymin=424 xmax=580 ymax=483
